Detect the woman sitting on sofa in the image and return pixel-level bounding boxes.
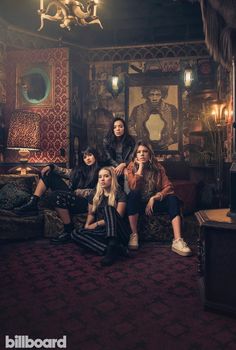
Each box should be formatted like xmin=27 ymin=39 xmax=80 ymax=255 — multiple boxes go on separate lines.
xmin=14 ymin=147 xmax=101 ymax=243
xmin=126 ymin=141 xmax=192 ymax=257
xmin=72 ymin=166 xmax=130 ymax=266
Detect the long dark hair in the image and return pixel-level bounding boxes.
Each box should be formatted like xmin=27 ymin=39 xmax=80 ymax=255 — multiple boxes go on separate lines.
xmin=105 ymin=117 xmax=132 ymax=146
xmin=70 ymin=147 xmax=100 ymax=190
xmin=132 ymin=141 xmax=160 ymax=193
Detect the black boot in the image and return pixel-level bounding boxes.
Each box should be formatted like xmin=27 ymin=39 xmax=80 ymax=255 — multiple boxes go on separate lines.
xmin=50 ymin=232 xmax=72 ymax=245
xmin=14 ymin=196 xmax=39 ymax=216
xmin=100 ymin=239 xmax=118 ymax=267
xmin=50 ymin=223 xmax=74 ymax=245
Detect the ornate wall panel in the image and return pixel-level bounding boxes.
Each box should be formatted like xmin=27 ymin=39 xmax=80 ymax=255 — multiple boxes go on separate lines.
xmin=0 ymin=20 xmax=7 ymax=103
xmin=5 ymin=47 xmax=69 ymax=164
xmin=87 ymin=41 xmax=209 ymax=63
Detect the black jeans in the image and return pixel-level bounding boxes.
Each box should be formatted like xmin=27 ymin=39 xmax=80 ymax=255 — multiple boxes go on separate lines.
xmin=127 ymin=190 xmax=181 ymax=221
xmin=41 ymin=173 xmax=87 ymax=214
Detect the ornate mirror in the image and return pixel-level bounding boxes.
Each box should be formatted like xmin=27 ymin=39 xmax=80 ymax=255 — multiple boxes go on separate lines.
xmin=16 ymin=63 xmax=54 ymax=108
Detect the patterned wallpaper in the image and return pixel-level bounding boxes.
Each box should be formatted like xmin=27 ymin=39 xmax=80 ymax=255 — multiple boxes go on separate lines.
xmin=5 ymin=47 xmax=69 ymax=164
xmin=0 ymin=41 xmax=6 ymax=103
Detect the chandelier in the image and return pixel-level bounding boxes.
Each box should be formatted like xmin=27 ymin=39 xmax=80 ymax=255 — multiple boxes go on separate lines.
xmin=38 ymin=0 xmax=103 ymax=31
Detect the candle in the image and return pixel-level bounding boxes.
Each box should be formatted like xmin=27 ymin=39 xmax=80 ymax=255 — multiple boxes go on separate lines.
xmin=40 ymin=0 xmax=44 ymax=11
xmin=90 ymin=0 xmax=98 ymax=17
xmin=112 ymin=76 xmax=119 ymax=91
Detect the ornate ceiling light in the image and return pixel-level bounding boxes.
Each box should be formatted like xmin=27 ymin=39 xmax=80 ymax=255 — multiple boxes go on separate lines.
xmin=38 ymin=0 xmax=103 ymax=31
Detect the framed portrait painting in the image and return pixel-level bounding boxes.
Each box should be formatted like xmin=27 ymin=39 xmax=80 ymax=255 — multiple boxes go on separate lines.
xmin=126 ymin=72 xmax=183 ymax=154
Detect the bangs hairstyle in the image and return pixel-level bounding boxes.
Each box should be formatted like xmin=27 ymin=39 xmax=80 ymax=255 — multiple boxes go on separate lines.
xmin=82 ymin=146 xmax=99 ymax=162
xmin=92 ymin=167 xmax=119 ymax=213
xmin=70 ymin=146 xmax=99 ymax=190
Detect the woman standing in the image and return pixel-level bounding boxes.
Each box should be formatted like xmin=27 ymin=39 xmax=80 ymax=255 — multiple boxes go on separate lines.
xmin=103 ymin=117 xmax=135 ymax=189
xmin=126 ymin=141 xmax=192 ymax=256
xmin=72 ymin=167 xmax=130 ymax=266
xmin=14 ymin=147 xmax=100 ymax=243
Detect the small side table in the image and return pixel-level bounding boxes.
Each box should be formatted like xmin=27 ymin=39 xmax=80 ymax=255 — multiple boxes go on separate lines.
xmin=195 ymin=209 xmax=236 ymax=316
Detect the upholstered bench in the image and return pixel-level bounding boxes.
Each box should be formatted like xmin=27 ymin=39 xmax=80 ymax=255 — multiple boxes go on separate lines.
xmin=0 ymin=174 xmax=43 ymax=240
xmin=43 ymin=209 xmax=174 ymax=243
xmin=43 ymin=209 xmax=87 ymax=238
xmin=0 ymin=174 xmax=196 ymax=243
xmin=0 ymin=209 xmax=44 ymax=239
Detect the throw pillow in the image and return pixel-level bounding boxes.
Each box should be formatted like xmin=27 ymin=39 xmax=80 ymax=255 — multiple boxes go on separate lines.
xmin=0 ymin=182 xmax=31 ymax=210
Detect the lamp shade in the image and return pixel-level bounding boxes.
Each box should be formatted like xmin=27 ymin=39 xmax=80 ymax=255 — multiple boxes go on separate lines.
xmin=7 ymin=111 xmax=41 ymax=150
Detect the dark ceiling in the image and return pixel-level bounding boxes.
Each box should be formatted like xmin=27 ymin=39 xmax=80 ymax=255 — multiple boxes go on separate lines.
xmin=0 ymin=0 xmax=204 ymax=48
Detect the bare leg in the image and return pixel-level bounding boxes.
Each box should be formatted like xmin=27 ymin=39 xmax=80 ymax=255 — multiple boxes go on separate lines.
xmin=171 ymin=215 xmax=192 ymax=256
xmin=55 ymin=208 xmax=71 ymax=225
xmin=34 ymin=179 xmax=47 ymax=197
xmin=128 ymin=214 xmax=139 ymax=233
xmin=171 ymin=215 xmax=182 ymax=240
xmin=128 ymin=214 xmax=139 ymax=250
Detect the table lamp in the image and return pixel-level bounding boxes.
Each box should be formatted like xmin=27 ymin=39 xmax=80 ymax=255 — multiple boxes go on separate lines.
xmin=7 ymin=111 xmax=41 ymax=175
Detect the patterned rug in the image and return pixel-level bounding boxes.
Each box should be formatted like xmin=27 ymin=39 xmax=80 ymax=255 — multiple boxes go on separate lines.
xmin=1 ymin=239 xmax=236 ymax=350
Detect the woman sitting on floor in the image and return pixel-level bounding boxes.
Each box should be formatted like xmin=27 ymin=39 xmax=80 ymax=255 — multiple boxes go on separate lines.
xmin=126 ymin=140 xmax=192 ymax=256
xmin=72 ymin=166 xmax=130 ymax=266
xmin=103 ymin=117 xmax=135 ymax=190
xmin=14 ymin=147 xmax=101 ymax=243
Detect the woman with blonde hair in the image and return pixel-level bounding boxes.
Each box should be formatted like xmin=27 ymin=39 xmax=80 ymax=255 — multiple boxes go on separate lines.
xmin=127 ymin=141 xmax=192 ymax=256
xmin=72 ymin=167 xmax=130 ymax=266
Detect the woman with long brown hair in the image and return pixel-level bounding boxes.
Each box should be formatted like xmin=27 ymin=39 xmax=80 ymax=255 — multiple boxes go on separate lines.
xmin=126 ymin=141 xmax=192 ymax=256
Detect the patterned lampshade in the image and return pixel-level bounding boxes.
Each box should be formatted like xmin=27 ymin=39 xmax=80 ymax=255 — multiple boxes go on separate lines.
xmin=7 ymin=111 xmax=41 ymax=150
xmin=7 ymin=111 xmax=41 ymax=174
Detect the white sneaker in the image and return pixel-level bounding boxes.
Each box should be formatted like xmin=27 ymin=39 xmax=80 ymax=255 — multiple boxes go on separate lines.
xmin=171 ymin=238 xmax=192 ymax=257
xmin=128 ymin=233 xmax=139 ymax=250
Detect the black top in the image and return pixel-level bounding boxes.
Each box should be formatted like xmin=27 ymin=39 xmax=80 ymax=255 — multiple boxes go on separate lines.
xmin=88 ymin=189 xmax=127 ymax=220
xmin=103 ymin=135 xmax=135 ymax=167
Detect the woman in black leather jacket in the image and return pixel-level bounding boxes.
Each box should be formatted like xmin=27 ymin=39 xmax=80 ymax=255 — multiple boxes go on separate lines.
xmin=103 ymin=117 xmax=135 ymax=189
xmin=14 ymin=147 xmax=101 ymax=244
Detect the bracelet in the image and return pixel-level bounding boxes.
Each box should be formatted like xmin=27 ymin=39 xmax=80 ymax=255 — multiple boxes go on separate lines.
xmin=96 ymin=221 xmax=99 ymax=228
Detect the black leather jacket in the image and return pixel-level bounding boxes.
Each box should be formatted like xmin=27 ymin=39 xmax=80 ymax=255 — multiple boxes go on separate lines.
xmin=103 ymin=135 xmax=135 ymax=167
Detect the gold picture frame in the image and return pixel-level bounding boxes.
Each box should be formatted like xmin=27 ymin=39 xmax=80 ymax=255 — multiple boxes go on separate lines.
xmin=16 ymin=63 xmax=55 ymax=109
xmin=126 ymin=72 xmax=182 ymax=154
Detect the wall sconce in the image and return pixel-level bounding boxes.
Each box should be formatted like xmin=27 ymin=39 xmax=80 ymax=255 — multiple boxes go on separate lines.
xmin=106 ymin=76 xmax=124 ymax=98
xmin=183 ymin=64 xmax=195 ymax=89
xmin=211 ymin=101 xmax=227 ymax=126
xmin=38 ymin=0 xmax=103 ymax=31
xmin=7 ymin=111 xmax=41 ymax=175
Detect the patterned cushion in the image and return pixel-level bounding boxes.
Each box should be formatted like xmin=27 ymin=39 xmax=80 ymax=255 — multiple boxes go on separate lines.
xmin=0 ymin=182 xmax=31 ymax=210
xmin=0 ymin=176 xmax=35 ymax=192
